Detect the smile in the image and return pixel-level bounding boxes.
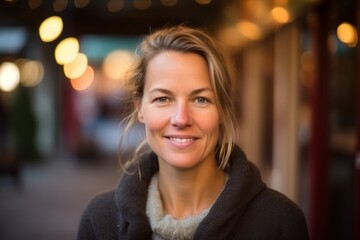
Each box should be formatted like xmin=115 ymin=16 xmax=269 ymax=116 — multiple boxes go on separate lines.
xmin=167 ymin=137 xmax=197 ymax=143
xmin=169 ymin=137 xmax=195 ymax=143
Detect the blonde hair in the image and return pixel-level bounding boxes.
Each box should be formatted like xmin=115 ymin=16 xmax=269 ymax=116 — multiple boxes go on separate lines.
xmin=120 ymin=25 xmax=236 ymax=171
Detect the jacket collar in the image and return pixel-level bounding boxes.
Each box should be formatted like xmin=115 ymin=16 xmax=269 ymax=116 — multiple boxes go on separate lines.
xmin=114 ymin=152 xmax=158 ymax=240
xmin=114 ymin=146 xmax=266 ymax=239
xmin=194 ymin=146 xmax=266 ymax=239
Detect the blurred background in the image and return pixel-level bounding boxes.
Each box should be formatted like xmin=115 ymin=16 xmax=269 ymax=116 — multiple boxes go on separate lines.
xmin=0 ymin=0 xmax=358 ymax=239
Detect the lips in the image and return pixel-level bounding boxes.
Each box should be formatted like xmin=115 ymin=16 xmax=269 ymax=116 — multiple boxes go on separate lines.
xmin=168 ymin=137 xmax=196 ymax=143
xmin=164 ymin=135 xmax=199 ymax=144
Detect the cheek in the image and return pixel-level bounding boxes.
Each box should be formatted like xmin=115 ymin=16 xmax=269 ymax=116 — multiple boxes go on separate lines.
xmin=195 ymin=110 xmax=220 ymax=135
xmin=140 ymin=108 xmax=166 ymax=132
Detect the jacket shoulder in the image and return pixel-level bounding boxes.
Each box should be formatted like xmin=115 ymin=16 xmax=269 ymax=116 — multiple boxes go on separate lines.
xmin=246 ymin=188 xmax=309 ymax=240
xmin=78 ymin=191 xmax=118 ymax=240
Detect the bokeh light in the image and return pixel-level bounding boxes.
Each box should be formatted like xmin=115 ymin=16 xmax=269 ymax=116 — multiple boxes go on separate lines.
xmin=20 ymin=60 xmax=44 ymax=87
xmin=102 ymin=50 xmax=135 ymax=81
xmin=53 ymin=0 xmax=68 ymax=12
xmin=70 ymin=65 xmax=94 ymax=91
xmin=108 ymin=0 xmax=124 ymax=12
xmin=160 ymin=0 xmax=177 ymax=7
xmin=39 ymin=16 xmax=63 ymax=42
xmin=74 ymin=0 xmax=89 ymax=8
xmin=0 ymin=62 xmax=20 ymax=92
xmin=54 ymin=37 xmax=80 ymax=65
xmin=29 ymin=0 xmax=43 ymax=9
xmin=64 ymin=53 xmax=88 ymax=79
xmin=133 ymin=0 xmax=151 ymax=10
xmin=337 ymin=22 xmax=358 ymax=47
xmin=195 ymin=0 xmax=211 ymax=4
xmin=218 ymin=27 xmax=243 ymax=47
xmin=271 ymin=7 xmax=290 ymax=24
xmin=236 ymin=21 xmax=262 ymax=40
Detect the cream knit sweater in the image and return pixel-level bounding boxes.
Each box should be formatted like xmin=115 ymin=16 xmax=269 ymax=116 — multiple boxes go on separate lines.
xmin=146 ymin=174 xmax=211 ymax=240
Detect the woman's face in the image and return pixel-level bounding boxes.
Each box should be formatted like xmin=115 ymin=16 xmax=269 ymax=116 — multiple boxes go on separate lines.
xmin=138 ymin=51 xmax=220 ymax=170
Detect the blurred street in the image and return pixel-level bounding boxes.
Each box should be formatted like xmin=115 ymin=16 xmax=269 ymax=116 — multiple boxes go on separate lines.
xmin=0 ymin=158 xmax=120 ymax=240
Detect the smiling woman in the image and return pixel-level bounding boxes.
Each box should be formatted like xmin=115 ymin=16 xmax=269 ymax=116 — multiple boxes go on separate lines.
xmin=138 ymin=51 xmax=220 ymax=172
xmin=77 ymin=25 xmax=309 ymax=240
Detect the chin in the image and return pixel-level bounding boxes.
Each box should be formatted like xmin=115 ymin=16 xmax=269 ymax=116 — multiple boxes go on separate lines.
xmin=161 ymin=155 xmax=204 ymax=170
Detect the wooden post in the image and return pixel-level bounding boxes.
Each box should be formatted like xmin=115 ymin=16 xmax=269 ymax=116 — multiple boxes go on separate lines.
xmin=272 ymin=24 xmax=300 ymax=203
xmin=308 ymin=3 xmax=330 ymax=240
xmin=355 ymin=1 xmax=360 ymax=239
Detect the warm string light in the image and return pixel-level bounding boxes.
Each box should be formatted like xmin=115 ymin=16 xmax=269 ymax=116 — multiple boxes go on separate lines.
xmin=64 ymin=53 xmax=88 ymax=79
xmin=37 ymin=14 xmax=93 ymax=91
xmin=54 ymin=37 xmax=80 ymax=65
xmin=108 ymin=0 xmax=124 ymax=12
xmin=70 ymin=66 xmax=94 ymax=91
xmin=0 ymin=62 xmax=20 ymax=92
xmin=337 ymin=22 xmax=358 ymax=48
xmin=39 ymin=16 xmax=63 ymax=42
xmin=236 ymin=21 xmax=262 ymax=40
xmin=271 ymin=7 xmax=290 ymax=24
xmin=0 ymin=59 xmax=45 ymax=92
xmin=28 ymin=0 xmax=43 ymax=9
xmin=74 ymin=0 xmax=90 ymax=8
xmin=102 ymin=50 xmax=135 ymax=81
xmin=33 ymin=0 xmax=243 ymax=92
xmin=195 ymin=0 xmax=211 ymax=5
xmin=160 ymin=0 xmax=177 ymax=7
xmin=53 ymin=0 xmax=68 ymax=12
xmin=133 ymin=0 xmax=151 ymax=10
xmin=219 ymin=0 xmax=297 ymax=49
xmin=18 ymin=60 xmax=44 ymax=87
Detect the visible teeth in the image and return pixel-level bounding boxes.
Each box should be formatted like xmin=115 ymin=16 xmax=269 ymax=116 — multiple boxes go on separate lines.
xmin=169 ymin=137 xmax=194 ymax=143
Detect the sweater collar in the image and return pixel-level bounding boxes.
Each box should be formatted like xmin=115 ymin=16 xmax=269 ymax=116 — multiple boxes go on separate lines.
xmin=146 ymin=174 xmax=211 ymax=240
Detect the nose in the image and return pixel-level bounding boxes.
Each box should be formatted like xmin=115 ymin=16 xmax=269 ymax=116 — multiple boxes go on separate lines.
xmin=170 ymin=102 xmax=192 ymax=128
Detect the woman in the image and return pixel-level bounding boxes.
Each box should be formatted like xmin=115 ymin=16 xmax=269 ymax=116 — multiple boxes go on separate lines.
xmin=78 ymin=26 xmax=309 ymax=240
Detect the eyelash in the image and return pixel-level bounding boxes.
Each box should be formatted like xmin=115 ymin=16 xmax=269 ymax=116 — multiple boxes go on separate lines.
xmin=193 ymin=96 xmax=210 ymax=104
xmin=152 ymin=96 xmax=211 ymax=105
xmin=153 ymin=97 xmax=171 ymax=104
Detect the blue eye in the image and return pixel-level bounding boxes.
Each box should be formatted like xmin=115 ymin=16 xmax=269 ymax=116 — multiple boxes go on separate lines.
xmin=154 ymin=97 xmax=170 ymax=103
xmin=194 ymin=97 xmax=209 ymax=104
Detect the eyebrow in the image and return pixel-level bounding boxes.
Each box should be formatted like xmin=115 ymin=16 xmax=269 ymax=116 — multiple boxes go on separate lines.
xmin=148 ymin=87 xmax=213 ymax=96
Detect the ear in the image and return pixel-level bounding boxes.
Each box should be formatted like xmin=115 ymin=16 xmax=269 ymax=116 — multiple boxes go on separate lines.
xmin=138 ymin=110 xmax=144 ymax=123
xmin=134 ymin=98 xmax=144 ymax=123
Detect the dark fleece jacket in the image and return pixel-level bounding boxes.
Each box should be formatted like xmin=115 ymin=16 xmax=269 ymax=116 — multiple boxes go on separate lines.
xmin=78 ymin=146 xmax=309 ymax=240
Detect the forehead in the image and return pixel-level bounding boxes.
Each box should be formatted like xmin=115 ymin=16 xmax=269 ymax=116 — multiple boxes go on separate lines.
xmin=144 ymin=51 xmax=212 ymax=89
xmin=148 ymin=50 xmax=208 ymax=70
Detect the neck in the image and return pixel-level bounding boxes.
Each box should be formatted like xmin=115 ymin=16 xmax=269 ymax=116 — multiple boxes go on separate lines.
xmin=157 ymin=160 xmax=226 ymax=219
